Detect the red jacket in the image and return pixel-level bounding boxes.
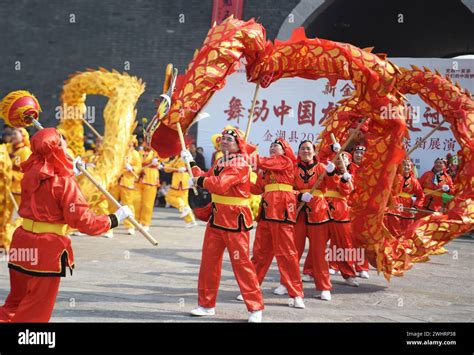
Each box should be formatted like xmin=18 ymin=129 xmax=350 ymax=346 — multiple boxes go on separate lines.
xmin=387 ymin=173 xmax=425 ymax=219
xmin=8 ymin=127 xmax=112 ymax=277
xmin=293 ymin=160 xmax=331 ymax=224
xmin=419 ymin=169 xmax=454 ymax=211
xmin=9 ymin=176 xmax=111 ymax=276
xmin=251 ymin=155 xmax=297 ymax=224
xmin=192 ymin=154 xmax=253 ymax=231
xmin=325 ymin=170 xmax=354 ymax=222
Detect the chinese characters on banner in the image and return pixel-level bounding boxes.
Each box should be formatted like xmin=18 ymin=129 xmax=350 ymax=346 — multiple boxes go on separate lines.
xmin=197 ymin=58 xmax=471 ymax=175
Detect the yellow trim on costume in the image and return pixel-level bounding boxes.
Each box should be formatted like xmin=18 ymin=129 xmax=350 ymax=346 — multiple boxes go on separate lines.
xmin=299 ymin=189 xmax=324 ymax=197
xmin=423 ymin=188 xmax=444 ymax=197
xmin=22 ymin=218 xmax=69 ymax=236
xmin=324 ymin=190 xmax=346 ymax=200
xmin=211 ymin=194 xmax=250 ymax=206
xmin=264 ymin=183 xmax=293 ymax=192
xmin=398 ymin=192 xmax=412 ymax=199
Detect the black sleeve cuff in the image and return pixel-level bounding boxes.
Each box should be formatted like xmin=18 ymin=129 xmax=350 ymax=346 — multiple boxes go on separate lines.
xmin=297 ymin=193 xmax=303 ymax=202
xmin=190 ymin=161 xmax=197 ymax=168
xmin=341 ymin=178 xmax=350 ymax=183
xmin=108 ymin=214 xmax=119 ymax=229
xmin=196 ymin=176 xmax=205 ymax=188
xmin=327 ymin=170 xmax=336 ymax=176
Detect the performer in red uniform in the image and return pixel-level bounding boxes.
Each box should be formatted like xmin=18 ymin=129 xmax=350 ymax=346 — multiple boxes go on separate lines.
xmin=293 ymin=140 xmax=332 ymax=300
xmin=184 ymin=127 xmax=264 ymax=323
xmin=249 ymin=138 xmax=305 ymax=309
xmin=418 ymin=157 xmax=454 ymax=214
xmin=348 ymin=146 xmax=369 ymax=278
xmin=0 ymin=128 xmax=132 ymax=322
xmin=385 ymin=159 xmax=425 ymax=237
xmin=325 ymin=152 xmax=359 ymax=287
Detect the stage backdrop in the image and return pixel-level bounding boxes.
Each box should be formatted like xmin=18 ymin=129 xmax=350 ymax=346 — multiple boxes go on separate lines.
xmin=196 ymin=58 xmax=473 ymax=174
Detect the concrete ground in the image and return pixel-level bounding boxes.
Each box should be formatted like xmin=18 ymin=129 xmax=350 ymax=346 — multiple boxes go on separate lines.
xmin=0 ymin=208 xmax=472 ymax=323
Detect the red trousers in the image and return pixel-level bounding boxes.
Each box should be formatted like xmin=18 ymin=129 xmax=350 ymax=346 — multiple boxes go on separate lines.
xmin=0 ymin=269 xmax=60 ymax=322
xmin=294 ymin=215 xmax=315 ymax=276
xmin=198 ymin=226 xmax=264 ymax=312
xmin=252 ymin=220 xmax=304 ymax=298
xmin=328 ymin=222 xmax=357 ymax=279
xmin=295 ymin=215 xmax=332 ymax=291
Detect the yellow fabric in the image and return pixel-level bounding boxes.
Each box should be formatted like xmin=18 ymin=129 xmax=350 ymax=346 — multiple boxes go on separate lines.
xmin=164 ymin=157 xmax=189 ymax=190
xmin=165 ymin=188 xmax=194 ymax=222
xmin=119 ymin=149 xmax=141 ymax=189
xmin=398 ymin=192 xmax=412 ymax=199
xmin=92 ymin=198 xmax=109 ymax=215
xmin=11 ymin=145 xmax=31 ymax=194
xmin=134 ymin=183 xmax=157 ymax=226
xmin=108 ymin=184 xmax=137 ymax=229
xmin=139 ymin=150 xmax=160 ymax=186
xmin=423 ymin=188 xmax=444 ymax=197
xmin=183 ymin=212 xmax=195 ymax=223
xmin=82 ymin=149 xmax=95 ymax=163
xmin=324 ymin=190 xmax=347 ymax=200
xmin=108 ymin=184 xmax=121 ymax=214
xmin=120 ymin=188 xmax=138 ymax=229
xmin=264 ymin=183 xmax=293 ymax=193
xmin=299 ymin=189 xmax=324 ymax=197
xmin=22 ymin=218 xmax=68 ymax=236
xmin=211 ymin=194 xmax=250 ymax=206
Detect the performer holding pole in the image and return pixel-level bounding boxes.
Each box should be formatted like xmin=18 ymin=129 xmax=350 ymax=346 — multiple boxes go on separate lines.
xmin=247 ymin=138 xmax=306 ymax=309
xmin=0 ymin=90 xmax=157 ymax=246
xmin=293 ymin=140 xmax=333 ymax=300
xmin=0 ymin=128 xmax=133 ymax=322
xmin=384 ymin=159 xmax=425 ymax=237
xmin=418 ymin=157 xmax=454 ymax=217
xmin=182 ymin=127 xmax=264 ymax=323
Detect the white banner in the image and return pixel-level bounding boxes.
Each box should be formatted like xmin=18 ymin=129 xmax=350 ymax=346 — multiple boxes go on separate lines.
xmin=197 ymin=58 xmax=473 ymax=174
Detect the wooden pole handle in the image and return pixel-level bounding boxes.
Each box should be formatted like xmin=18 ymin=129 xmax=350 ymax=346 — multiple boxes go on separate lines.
xmin=79 ymin=166 xmax=158 ymax=246
xmin=81 ymin=117 xmax=102 ymax=140
xmin=245 ymin=82 xmax=261 ymax=141
xmin=176 ymin=122 xmax=198 ymax=196
xmin=330 ymin=133 xmax=354 ymax=190
xmin=9 ymin=191 xmax=19 ymax=212
xmin=407 ymin=119 xmax=446 ymax=156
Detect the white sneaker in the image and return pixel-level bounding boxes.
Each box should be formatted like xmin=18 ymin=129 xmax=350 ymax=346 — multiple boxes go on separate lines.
xmin=236 ymin=294 xmax=244 ymax=302
xmin=248 ymin=310 xmax=262 ymax=323
xmin=273 ymin=284 xmax=288 ymax=295
xmin=127 ymin=228 xmax=135 ymax=235
xmin=320 ymin=290 xmax=331 ymax=301
xmin=302 ymin=274 xmax=314 ymax=283
xmin=345 ymin=277 xmax=360 ymax=287
xmin=329 ymin=268 xmax=336 ymax=275
xmin=190 ymin=306 xmax=215 ymax=316
xmin=185 ymin=221 xmax=198 ymax=228
xmin=289 ymin=296 xmax=305 ymax=309
xmin=103 ymin=230 xmax=114 ymax=239
xmin=180 ymin=206 xmax=192 ymax=218
xmin=142 ymin=225 xmax=150 ymax=232
xmin=359 ymin=270 xmax=369 ymax=279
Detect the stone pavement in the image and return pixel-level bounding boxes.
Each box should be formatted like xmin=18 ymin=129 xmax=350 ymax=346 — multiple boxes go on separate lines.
xmin=0 ymin=208 xmax=472 ymax=322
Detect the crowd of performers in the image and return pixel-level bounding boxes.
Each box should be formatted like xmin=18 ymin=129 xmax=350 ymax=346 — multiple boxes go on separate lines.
xmin=180 ymin=126 xmax=456 ymax=323
xmin=0 ymin=121 xmax=457 ymax=323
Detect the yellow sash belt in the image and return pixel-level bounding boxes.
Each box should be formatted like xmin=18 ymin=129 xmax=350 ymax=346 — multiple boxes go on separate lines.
xmin=211 ymin=194 xmax=250 ymax=206
xmin=264 ymin=183 xmax=293 ymax=192
xmin=22 ymin=218 xmax=68 ymax=236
